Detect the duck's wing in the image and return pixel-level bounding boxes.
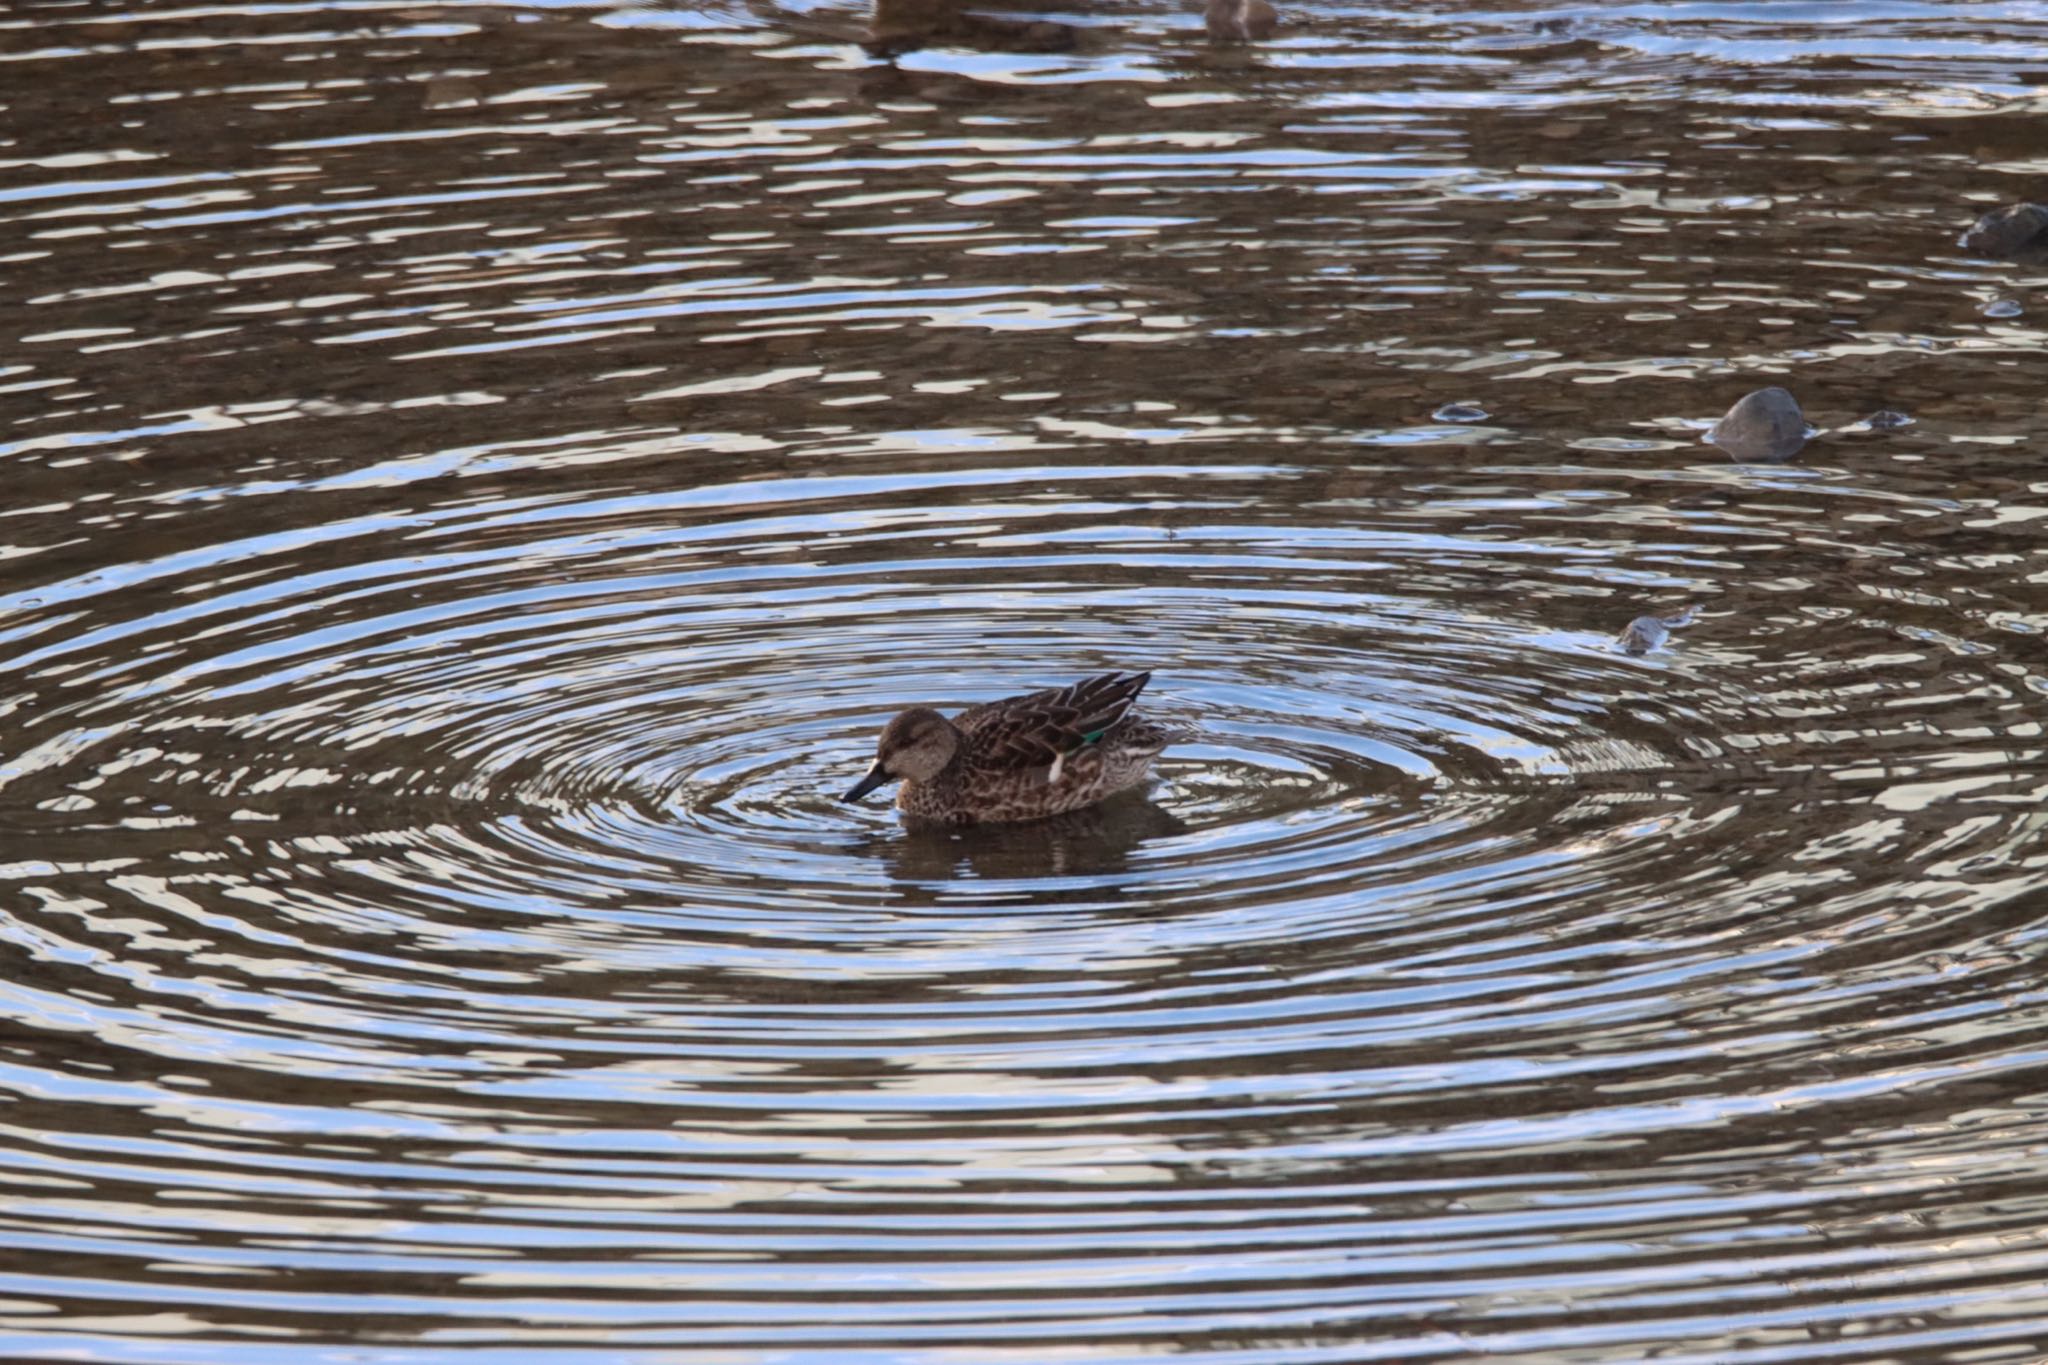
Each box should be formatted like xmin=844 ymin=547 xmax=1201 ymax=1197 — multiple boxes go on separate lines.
xmin=957 ymin=670 xmax=1151 ymax=772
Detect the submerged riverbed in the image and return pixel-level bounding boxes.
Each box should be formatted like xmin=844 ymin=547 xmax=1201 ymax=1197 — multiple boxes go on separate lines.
xmin=3 ymin=0 xmax=2048 ymax=1360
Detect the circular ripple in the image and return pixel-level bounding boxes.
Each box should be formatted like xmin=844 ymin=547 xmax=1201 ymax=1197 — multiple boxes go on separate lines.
xmin=7 ymin=0 xmax=2048 ymax=1352
xmin=2 ymin=440 xmax=2044 ymax=1360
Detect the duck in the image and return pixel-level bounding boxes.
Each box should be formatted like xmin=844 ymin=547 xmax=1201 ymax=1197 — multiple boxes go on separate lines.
xmin=1205 ymin=0 xmax=1278 ymax=43
xmin=842 ymin=670 xmax=1185 ymax=825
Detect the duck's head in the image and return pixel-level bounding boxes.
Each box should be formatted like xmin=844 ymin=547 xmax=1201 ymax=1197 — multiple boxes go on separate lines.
xmin=842 ymin=707 xmax=958 ymax=801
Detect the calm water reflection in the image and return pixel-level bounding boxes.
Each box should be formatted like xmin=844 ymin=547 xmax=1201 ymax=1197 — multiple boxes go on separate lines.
xmin=4 ymin=0 xmax=2048 ymax=1361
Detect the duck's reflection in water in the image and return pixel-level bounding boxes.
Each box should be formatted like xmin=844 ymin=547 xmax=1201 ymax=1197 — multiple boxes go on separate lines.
xmin=860 ymin=790 xmax=1189 ymax=887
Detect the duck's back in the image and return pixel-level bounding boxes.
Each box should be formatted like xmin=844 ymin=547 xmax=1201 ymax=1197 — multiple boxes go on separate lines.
xmin=956 ymin=671 xmax=1151 ymax=771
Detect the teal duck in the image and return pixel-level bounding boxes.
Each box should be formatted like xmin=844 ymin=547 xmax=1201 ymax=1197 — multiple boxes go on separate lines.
xmin=842 ymin=670 xmax=1184 ymax=825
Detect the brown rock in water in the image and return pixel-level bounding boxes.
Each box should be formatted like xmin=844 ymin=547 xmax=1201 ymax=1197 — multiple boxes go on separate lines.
xmin=1960 ymin=203 xmax=2048 ymax=259
xmin=1709 ymin=386 xmax=1810 ymax=462
xmin=1206 ymin=0 xmax=1278 ymax=42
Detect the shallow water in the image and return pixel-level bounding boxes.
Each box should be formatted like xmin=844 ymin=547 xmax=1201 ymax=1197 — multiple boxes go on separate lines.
xmin=4 ymin=0 xmax=2048 ymax=1361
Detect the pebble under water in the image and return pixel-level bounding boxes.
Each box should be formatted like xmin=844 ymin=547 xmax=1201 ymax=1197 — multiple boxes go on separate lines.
xmin=3 ymin=1 xmax=2048 ymax=1361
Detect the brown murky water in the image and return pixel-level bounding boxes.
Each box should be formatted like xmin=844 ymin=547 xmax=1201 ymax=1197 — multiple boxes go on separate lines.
xmin=5 ymin=1 xmax=2048 ymax=1361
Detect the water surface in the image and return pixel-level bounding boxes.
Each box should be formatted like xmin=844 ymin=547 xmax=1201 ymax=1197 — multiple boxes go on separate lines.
xmin=4 ymin=0 xmax=2048 ymax=1360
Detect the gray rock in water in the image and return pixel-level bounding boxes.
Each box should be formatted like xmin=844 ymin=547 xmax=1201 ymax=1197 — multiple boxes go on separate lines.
xmin=1865 ymin=409 xmax=1912 ymax=431
xmin=1616 ymin=616 xmax=1669 ymax=656
xmin=1615 ymin=606 xmax=1696 ymax=656
xmin=1960 ymin=202 xmax=2048 ymax=260
xmin=1206 ymin=0 xmax=1277 ymax=41
xmin=1709 ymin=386 xmax=1810 ymax=461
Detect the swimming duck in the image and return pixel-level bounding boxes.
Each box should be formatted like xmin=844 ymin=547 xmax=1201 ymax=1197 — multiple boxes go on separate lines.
xmin=842 ymin=670 xmax=1183 ymax=825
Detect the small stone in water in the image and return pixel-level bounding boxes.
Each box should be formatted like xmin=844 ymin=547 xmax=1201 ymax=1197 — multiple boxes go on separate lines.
xmin=1616 ymin=606 xmax=1696 ymax=655
xmin=1616 ymin=616 xmax=1670 ymax=656
xmin=1865 ymin=409 xmax=1913 ymax=431
xmin=1708 ymin=386 xmax=1810 ymax=462
xmin=1433 ymin=403 xmax=1489 ymax=423
xmin=1983 ymin=298 xmax=2024 ymax=319
xmin=1205 ymin=0 xmax=1278 ymax=42
xmin=1959 ymin=202 xmax=2048 ymax=259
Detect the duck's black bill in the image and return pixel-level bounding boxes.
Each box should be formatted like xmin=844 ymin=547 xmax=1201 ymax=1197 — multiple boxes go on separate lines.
xmin=842 ymin=764 xmax=892 ymax=802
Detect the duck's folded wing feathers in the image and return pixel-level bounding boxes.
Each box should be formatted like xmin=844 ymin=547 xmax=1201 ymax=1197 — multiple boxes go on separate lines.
xmin=958 ymin=670 xmax=1151 ymax=771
